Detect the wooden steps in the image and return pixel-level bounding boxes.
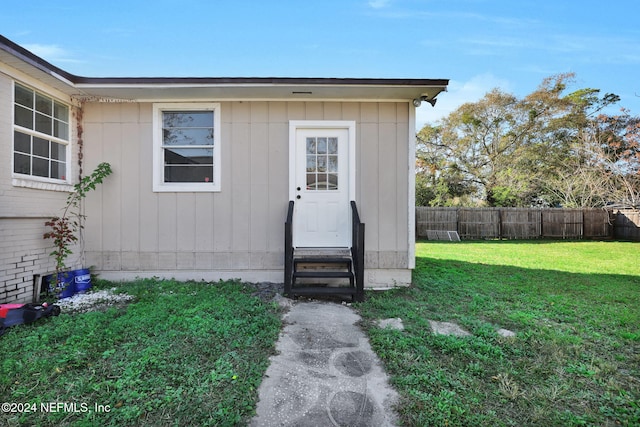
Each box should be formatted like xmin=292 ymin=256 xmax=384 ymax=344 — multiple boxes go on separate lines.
xmin=289 ymin=252 xmax=356 ymax=301
xmin=284 ymin=201 xmax=365 ymax=302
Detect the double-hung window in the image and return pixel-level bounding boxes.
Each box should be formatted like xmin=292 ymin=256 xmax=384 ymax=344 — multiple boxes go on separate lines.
xmin=153 ymin=103 xmax=221 ymax=192
xmin=13 ymin=83 xmax=70 ymax=181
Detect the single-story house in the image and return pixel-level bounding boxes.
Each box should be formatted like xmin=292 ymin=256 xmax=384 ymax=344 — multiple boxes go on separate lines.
xmin=0 ymin=35 xmax=448 ymax=303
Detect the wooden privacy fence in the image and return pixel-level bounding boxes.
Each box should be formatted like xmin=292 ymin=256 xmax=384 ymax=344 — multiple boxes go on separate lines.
xmin=611 ymin=209 xmax=640 ymax=241
xmin=415 ymin=207 xmax=634 ymax=240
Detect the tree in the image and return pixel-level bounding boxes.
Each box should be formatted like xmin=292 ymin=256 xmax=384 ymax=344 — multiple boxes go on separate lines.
xmin=416 ymin=125 xmax=477 ymax=206
xmin=552 ymin=109 xmax=640 ymax=208
xmin=416 ymin=73 xmax=635 ymax=207
xmin=417 ymin=76 xmax=566 ymax=206
xmin=44 ymin=162 xmax=113 ymax=274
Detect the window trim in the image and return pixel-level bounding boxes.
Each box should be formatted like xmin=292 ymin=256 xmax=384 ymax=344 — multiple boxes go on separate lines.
xmin=12 ymin=82 xmax=71 ymax=185
xmin=152 ymin=102 xmax=221 ymax=192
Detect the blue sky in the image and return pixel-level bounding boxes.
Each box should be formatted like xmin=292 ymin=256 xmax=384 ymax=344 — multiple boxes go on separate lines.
xmin=2 ymin=0 xmax=639 ymax=129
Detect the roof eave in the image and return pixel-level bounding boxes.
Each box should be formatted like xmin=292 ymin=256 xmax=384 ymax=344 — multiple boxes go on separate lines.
xmin=1 ymin=35 xmax=448 ymax=101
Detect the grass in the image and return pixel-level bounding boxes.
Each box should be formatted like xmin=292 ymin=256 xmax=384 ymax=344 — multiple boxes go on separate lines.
xmin=357 ymin=240 xmax=640 ymax=426
xmin=2 ymin=241 xmax=638 ymax=426
xmin=0 ymin=279 xmax=281 ymax=427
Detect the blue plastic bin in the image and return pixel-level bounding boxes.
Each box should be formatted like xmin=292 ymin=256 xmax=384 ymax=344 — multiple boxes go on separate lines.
xmin=73 ymin=269 xmax=92 ymax=294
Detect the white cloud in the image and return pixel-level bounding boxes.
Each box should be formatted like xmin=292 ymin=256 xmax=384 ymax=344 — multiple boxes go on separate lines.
xmin=368 ymin=0 xmax=391 ymax=9
xmin=22 ymin=43 xmax=81 ymax=64
xmin=416 ymin=73 xmax=512 ymax=130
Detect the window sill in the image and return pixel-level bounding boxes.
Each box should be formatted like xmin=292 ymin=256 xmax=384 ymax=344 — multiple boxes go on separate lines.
xmin=153 ymin=183 xmax=221 ymax=193
xmin=12 ymin=178 xmax=74 ymax=192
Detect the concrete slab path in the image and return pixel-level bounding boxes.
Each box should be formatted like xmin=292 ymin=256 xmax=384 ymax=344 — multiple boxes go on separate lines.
xmin=251 ymin=300 xmax=399 ymax=426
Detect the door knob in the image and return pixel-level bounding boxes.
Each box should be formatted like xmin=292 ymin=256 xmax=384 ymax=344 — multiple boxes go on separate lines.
xmin=296 ymin=195 xmax=301 ymax=199
xmin=297 ymin=187 xmax=301 ymax=191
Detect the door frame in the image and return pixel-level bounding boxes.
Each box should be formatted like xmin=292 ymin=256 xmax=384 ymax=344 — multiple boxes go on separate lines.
xmin=289 ymin=120 xmax=356 ymax=246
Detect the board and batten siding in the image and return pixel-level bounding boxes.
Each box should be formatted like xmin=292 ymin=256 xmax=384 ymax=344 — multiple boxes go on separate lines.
xmin=82 ymin=100 xmax=413 ymax=287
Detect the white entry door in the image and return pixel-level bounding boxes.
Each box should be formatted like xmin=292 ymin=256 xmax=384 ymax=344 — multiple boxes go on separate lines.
xmin=290 ymin=122 xmax=355 ymax=248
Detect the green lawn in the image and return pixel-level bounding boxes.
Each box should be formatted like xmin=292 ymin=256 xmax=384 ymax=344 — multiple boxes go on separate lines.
xmin=0 ymin=279 xmax=281 ymax=427
xmin=2 ymin=241 xmax=638 ymax=426
xmin=358 ymin=240 xmax=640 ymax=426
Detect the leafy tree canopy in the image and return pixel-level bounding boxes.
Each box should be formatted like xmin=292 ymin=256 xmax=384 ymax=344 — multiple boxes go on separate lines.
xmin=416 ymin=73 xmax=639 ymax=208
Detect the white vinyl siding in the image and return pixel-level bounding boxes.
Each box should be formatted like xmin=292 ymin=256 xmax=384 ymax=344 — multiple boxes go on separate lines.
xmin=152 ymin=103 xmax=221 ymax=192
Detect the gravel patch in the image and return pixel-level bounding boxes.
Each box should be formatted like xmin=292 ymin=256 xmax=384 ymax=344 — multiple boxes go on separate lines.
xmin=54 ymin=288 xmax=134 ymax=314
xmin=51 ymin=282 xmax=284 ymax=314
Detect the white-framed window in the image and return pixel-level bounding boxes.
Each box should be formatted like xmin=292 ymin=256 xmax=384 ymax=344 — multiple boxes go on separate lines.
xmin=13 ymin=82 xmax=70 ymax=182
xmin=153 ymin=103 xmax=221 ymax=192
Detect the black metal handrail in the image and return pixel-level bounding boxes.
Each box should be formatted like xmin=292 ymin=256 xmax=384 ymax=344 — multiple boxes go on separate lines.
xmin=351 ymin=201 xmax=365 ymax=302
xmin=285 ymin=200 xmax=364 ymax=301
xmin=284 ymin=200 xmax=294 ymax=297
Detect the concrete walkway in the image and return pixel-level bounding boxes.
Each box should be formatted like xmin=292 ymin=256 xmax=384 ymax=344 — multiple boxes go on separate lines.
xmin=251 ymin=300 xmax=399 ymax=426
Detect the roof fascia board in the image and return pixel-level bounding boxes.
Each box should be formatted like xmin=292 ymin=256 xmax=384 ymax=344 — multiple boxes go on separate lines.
xmin=77 ymin=97 xmax=421 ymax=103
xmin=1 ymin=35 xmax=449 ymax=96
xmin=74 ymin=77 xmax=449 ymax=87
xmin=0 ymin=35 xmax=76 ymax=86
xmin=75 ymin=82 xmax=449 ymax=87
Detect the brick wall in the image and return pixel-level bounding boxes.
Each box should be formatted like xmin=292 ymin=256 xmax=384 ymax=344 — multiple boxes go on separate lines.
xmin=0 ymin=218 xmax=80 ymax=303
